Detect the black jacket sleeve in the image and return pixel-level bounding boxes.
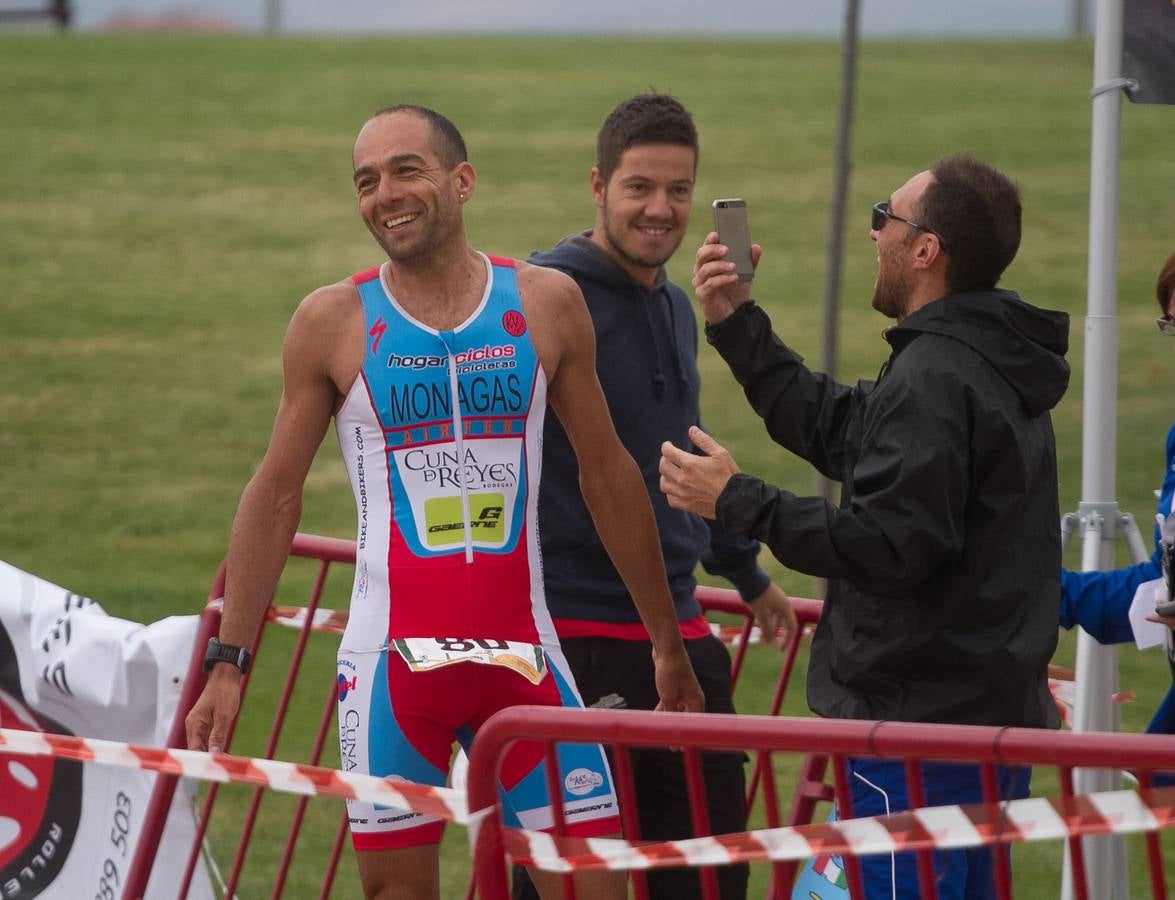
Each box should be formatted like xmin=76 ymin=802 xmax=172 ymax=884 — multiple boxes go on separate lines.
xmin=712 ymin=308 xmax=971 ymax=597
xmin=705 ymin=302 xmax=861 ymax=481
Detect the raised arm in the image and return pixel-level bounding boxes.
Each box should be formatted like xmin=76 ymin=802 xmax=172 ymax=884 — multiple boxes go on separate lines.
xmin=694 ymin=234 xmax=861 ymax=478
xmin=186 ymin=284 xmax=353 ymax=752
xmin=523 ymin=265 xmax=703 ymax=712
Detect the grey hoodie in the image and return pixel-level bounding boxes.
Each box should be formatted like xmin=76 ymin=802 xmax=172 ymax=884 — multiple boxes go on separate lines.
xmin=530 ymin=233 xmax=770 ymax=625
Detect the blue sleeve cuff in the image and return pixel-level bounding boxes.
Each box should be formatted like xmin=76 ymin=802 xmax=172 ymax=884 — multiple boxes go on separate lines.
xmin=732 ymin=565 xmax=772 ymax=604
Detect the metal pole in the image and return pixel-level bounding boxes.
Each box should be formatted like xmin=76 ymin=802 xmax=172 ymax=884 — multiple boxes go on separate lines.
xmin=815 ymin=0 xmax=860 ymax=517
xmin=1080 ymin=0 xmax=1124 ymax=511
xmin=820 ymin=0 xmax=860 ymax=389
xmin=1119 ymin=512 xmax=1151 ymax=564
xmin=1063 ymin=1 xmax=1129 ymax=896
xmin=264 ymin=0 xmax=281 ymax=33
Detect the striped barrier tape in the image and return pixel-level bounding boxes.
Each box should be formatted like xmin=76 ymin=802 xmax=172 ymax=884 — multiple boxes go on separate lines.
xmin=259 ymin=602 xmax=794 ymax=646
xmin=253 ymin=608 xmax=1128 ymax=718
xmin=254 ymin=608 xmax=1123 ymax=727
xmin=267 ymin=603 xmax=348 ymax=635
xmin=504 ymin=783 xmax=1175 ymax=872
xmin=0 ymin=726 xmax=473 ymax=825
xmin=256 ymin=608 xmax=1097 ymax=730
xmin=254 ymin=609 xmax=1104 ymax=729
xmin=5 ymin=726 xmax=1174 ymax=873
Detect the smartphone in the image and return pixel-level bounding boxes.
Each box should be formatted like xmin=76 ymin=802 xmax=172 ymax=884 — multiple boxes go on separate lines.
xmin=712 ymin=198 xmax=754 ymax=282
xmin=1159 ymin=544 xmax=1174 ymax=615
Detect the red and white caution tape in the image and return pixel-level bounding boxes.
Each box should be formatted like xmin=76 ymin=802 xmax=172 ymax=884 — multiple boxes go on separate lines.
xmin=1048 ymin=674 xmax=1136 ymax=729
xmin=8 ymin=726 xmax=1174 ymax=875
xmin=505 ymin=784 xmax=1175 ymax=873
xmin=267 ymin=603 xmax=349 ymax=635
xmin=0 ymin=727 xmax=473 ymax=825
xmin=204 ymin=598 xmax=350 ymax=636
xmin=255 ymin=602 xmax=799 ymax=645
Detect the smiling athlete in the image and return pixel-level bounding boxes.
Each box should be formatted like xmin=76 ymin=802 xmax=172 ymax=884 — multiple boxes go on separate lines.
xmin=185 ymin=105 xmax=703 ymax=900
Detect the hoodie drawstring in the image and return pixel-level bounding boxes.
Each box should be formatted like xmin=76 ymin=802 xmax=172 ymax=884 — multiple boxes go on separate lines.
xmin=641 ymin=285 xmax=690 ymax=399
xmin=661 ymin=287 xmax=690 ymax=393
xmin=640 ymin=288 xmax=669 ymax=399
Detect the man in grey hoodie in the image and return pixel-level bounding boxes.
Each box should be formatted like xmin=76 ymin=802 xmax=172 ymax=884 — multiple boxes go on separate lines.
xmin=515 ymin=94 xmax=794 ymax=899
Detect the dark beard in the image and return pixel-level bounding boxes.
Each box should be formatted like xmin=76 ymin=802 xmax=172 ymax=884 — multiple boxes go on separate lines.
xmin=871 ymin=268 xmax=908 ymax=320
xmin=601 ymin=218 xmax=677 ymax=272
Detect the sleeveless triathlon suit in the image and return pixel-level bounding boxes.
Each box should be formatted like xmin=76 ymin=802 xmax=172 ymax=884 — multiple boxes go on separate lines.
xmin=334 ymin=254 xmax=618 ymax=850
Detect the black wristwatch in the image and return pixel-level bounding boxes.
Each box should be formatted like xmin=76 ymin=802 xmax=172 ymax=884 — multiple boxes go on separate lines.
xmin=203 ymin=637 xmax=252 ymax=674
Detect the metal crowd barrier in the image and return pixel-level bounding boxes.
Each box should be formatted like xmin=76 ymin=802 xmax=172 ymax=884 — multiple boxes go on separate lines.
xmin=67 ymin=529 xmax=1175 ymax=898
xmin=121 ymin=533 xmax=820 ymax=898
xmin=466 ymin=707 xmax=1175 ymax=900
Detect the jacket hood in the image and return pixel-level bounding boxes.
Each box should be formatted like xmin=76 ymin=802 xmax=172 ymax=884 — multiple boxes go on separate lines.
xmin=530 ymin=231 xmax=667 ymax=290
xmin=887 ymin=290 xmax=1071 ymax=416
xmin=530 ymin=232 xmax=688 ymax=399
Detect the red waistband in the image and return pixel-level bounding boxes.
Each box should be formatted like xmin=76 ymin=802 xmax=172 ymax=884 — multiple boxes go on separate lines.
xmin=552 ymin=615 xmax=711 ymax=642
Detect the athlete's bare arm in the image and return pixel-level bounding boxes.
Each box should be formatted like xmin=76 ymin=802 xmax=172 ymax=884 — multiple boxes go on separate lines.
xmin=186 ymin=282 xmax=362 ymax=752
xmin=519 ymin=263 xmax=703 ymax=713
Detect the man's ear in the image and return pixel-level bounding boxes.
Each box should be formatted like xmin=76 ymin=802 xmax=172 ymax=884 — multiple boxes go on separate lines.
xmin=590 ymin=166 xmax=606 ymax=209
xmin=912 ymin=233 xmax=943 ymax=271
xmin=454 ymin=161 xmax=476 ymax=201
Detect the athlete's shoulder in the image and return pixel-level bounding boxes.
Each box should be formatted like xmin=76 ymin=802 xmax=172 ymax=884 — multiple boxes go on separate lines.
xmin=515 ymin=259 xmax=584 ymax=308
xmin=289 ymin=277 xmax=361 ymax=347
xmin=294 ymin=277 xmax=360 ymax=321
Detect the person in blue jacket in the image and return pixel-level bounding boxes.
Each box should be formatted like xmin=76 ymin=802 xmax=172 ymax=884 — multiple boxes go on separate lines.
xmin=1060 ymin=251 xmax=1175 ymax=734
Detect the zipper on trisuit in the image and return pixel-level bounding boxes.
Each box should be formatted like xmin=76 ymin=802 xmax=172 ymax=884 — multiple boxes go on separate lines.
xmin=440 ymin=331 xmax=474 ymax=564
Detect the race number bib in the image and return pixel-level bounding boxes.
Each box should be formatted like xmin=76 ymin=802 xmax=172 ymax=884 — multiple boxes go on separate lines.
xmin=392 ymin=637 xmax=547 ymax=685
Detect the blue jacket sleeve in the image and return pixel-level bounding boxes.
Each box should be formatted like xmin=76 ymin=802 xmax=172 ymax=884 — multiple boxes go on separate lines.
xmin=1058 ymin=561 xmax=1160 ymax=644
xmin=1059 ymin=421 xmax=1175 ymax=644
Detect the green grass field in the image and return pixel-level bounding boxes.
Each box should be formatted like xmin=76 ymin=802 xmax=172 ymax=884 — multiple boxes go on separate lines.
xmin=2 ymin=32 xmax=1174 ymax=897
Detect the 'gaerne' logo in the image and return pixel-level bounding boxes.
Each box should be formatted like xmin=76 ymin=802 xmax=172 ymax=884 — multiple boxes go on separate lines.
xmin=387 ymin=344 xmax=516 ymax=370
xmin=424 ymin=496 xmax=505 ymax=547
xmin=564 ymin=768 xmax=604 ymax=797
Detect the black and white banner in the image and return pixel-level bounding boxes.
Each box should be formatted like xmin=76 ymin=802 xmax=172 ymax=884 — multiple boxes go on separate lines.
xmin=0 ymin=562 xmax=212 ymax=899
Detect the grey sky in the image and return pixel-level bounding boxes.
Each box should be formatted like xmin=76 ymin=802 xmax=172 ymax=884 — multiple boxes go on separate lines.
xmin=70 ymin=0 xmax=1084 ymax=36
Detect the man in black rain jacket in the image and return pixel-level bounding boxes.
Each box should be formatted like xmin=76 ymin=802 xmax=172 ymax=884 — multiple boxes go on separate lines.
xmin=660 ymin=154 xmax=1070 ymax=900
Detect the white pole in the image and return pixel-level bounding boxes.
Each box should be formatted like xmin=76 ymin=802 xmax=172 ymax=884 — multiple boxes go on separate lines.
xmin=1062 ymin=0 xmax=1129 ymax=897
xmin=1081 ymin=6 xmax=1123 ymax=505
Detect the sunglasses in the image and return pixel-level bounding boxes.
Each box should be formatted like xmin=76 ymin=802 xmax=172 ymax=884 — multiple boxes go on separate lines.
xmin=1158 ymin=317 xmax=1175 ymax=337
xmin=871 ymin=201 xmax=951 ymax=256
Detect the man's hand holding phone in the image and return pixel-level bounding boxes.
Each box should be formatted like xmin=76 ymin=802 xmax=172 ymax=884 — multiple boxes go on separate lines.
xmin=1154 ymin=600 xmax=1175 ymax=619
xmin=1154 ymin=535 xmax=1175 ymax=622
xmin=693 ymin=198 xmax=760 ymax=326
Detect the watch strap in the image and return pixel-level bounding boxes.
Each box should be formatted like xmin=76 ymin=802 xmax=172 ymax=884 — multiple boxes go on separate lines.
xmin=203 ymin=637 xmax=252 ymax=674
